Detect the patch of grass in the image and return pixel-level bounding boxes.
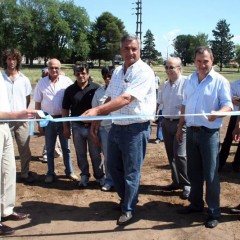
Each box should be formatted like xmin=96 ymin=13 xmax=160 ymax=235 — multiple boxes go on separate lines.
xmin=1 ymin=64 xmax=239 ymax=85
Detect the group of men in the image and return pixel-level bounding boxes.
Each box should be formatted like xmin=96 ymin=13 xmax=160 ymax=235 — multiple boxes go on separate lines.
xmin=0 ymin=33 xmax=240 ymax=235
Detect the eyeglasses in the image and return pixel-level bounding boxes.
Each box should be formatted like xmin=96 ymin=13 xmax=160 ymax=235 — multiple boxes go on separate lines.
xmin=49 ymin=67 xmax=60 ymax=70
xmin=165 ymin=65 xmax=179 ymax=70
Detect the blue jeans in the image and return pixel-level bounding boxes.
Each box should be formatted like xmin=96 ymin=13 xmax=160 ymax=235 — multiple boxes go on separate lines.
xmin=156 ymin=109 xmax=163 ymax=141
xmin=186 ymin=127 xmax=221 ymax=218
xmin=44 ymin=121 xmax=74 ymax=176
xmin=72 ymin=122 xmax=104 ymax=179
xmin=107 ymin=121 xmax=151 ymax=214
xmin=99 ymin=125 xmax=113 ymax=186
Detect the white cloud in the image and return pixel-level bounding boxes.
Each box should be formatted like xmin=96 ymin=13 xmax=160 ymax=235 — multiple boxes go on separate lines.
xmin=163 ymin=29 xmax=181 ymax=42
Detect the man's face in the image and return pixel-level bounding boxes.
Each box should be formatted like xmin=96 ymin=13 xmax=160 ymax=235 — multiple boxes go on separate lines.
xmin=48 ymin=61 xmax=60 ymax=78
xmin=6 ymin=55 xmax=17 ymax=70
xmin=194 ymin=50 xmax=213 ymax=77
xmin=121 ymin=39 xmax=140 ymax=68
xmin=102 ymin=73 xmax=112 ymax=86
xmin=165 ymin=59 xmax=181 ymax=81
xmin=75 ymin=68 xmax=89 ymax=85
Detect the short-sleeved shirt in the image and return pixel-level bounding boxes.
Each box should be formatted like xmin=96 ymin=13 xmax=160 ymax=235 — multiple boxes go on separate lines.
xmin=34 ymin=75 xmax=73 ymax=115
xmin=62 ymin=80 xmax=100 ymax=117
xmin=92 ymin=85 xmax=111 ymax=127
xmin=0 ymin=74 xmax=10 ymax=112
xmin=105 ymin=59 xmax=156 ymax=125
xmin=158 ymin=76 xmax=187 ymax=118
xmin=183 ymin=68 xmax=233 ymax=128
xmin=2 ymin=71 xmax=32 ymax=111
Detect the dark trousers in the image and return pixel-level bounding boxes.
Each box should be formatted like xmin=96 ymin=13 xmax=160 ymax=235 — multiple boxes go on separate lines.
xmin=219 ymin=116 xmax=240 ymax=170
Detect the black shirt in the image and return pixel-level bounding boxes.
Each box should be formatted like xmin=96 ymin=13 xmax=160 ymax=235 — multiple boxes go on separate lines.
xmin=62 ymin=80 xmax=100 ymax=116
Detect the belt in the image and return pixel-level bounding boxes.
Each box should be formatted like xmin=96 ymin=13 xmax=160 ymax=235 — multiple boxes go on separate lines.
xmin=164 ymin=117 xmax=179 ymax=122
xmin=189 ymin=126 xmax=219 ymax=132
xmin=79 ymin=122 xmax=91 ymax=127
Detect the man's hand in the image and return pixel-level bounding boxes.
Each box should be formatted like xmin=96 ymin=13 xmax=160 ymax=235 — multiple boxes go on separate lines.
xmin=233 ymin=126 xmax=240 ymax=142
xmin=90 ymin=121 xmax=101 ymax=147
xmin=63 ymin=126 xmax=71 ymax=139
xmin=176 ymin=126 xmax=183 ymax=143
xmin=82 ymin=108 xmax=99 ymax=117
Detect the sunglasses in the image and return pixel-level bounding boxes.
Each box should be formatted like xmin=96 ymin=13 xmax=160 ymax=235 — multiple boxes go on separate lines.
xmin=165 ymin=65 xmax=179 ymax=70
xmin=49 ymin=67 xmax=60 ymax=70
xmin=103 ymin=74 xmax=112 ymax=79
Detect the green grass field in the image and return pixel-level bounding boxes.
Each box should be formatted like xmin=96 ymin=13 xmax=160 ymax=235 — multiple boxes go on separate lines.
xmin=2 ymin=64 xmax=239 ymax=85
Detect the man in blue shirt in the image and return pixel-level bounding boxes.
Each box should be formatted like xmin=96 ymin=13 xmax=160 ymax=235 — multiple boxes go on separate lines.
xmin=176 ymin=46 xmax=232 ymax=228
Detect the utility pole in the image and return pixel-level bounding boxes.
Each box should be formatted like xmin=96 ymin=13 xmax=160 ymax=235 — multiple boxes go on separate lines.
xmin=134 ymin=0 xmax=142 ymax=44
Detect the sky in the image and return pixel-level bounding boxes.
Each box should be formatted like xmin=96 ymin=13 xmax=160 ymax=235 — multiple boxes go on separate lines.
xmin=74 ymin=0 xmax=240 ymax=59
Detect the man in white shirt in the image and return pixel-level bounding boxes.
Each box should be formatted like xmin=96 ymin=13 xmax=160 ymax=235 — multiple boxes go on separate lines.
xmin=2 ymin=49 xmax=35 ymax=183
xmin=0 ymin=74 xmax=36 ymax=235
xmin=83 ymin=33 xmax=156 ymax=226
xmin=34 ymin=58 xmax=78 ymax=184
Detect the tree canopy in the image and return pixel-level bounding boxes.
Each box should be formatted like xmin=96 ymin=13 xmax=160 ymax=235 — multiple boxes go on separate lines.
xmin=141 ymin=29 xmax=161 ymax=64
xmin=211 ymin=19 xmax=235 ymax=71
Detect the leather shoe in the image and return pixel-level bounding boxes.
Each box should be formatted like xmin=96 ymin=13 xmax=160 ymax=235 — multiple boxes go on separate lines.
xmin=159 ymin=184 xmax=181 ymax=191
xmin=2 ymin=212 xmax=29 ymax=222
xmin=205 ymin=217 xmax=219 ymax=228
xmin=117 ymin=213 xmax=133 ymax=226
xmin=0 ymin=224 xmax=15 ymax=235
xmin=178 ymin=206 xmax=203 ymax=214
xmin=230 ymin=208 xmax=240 ymax=214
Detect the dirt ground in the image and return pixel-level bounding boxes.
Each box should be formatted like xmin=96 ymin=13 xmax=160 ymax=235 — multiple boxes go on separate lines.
xmin=5 ymin=117 xmax=240 ymax=240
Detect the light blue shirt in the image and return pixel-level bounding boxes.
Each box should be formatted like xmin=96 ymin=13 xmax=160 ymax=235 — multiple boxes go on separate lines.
xmin=183 ymin=68 xmax=233 ymax=129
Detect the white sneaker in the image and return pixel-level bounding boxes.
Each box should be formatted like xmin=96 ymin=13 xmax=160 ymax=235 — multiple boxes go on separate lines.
xmin=78 ymin=175 xmax=89 ymax=187
xmin=102 ymin=183 xmax=112 ymax=191
xmin=96 ymin=176 xmax=105 ymax=187
xmin=42 ymin=155 xmax=48 ymax=163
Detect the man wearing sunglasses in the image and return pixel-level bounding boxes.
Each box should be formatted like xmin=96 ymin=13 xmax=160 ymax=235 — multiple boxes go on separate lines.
xmin=62 ymin=64 xmax=105 ymax=188
xmin=34 ymin=58 xmax=78 ymax=184
xmin=159 ymin=57 xmax=190 ymax=200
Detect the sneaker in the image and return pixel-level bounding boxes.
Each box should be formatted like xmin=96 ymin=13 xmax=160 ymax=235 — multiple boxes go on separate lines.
xmin=96 ymin=176 xmax=105 ymax=187
xmin=67 ymin=173 xmax=78 ymax=181
xmin=42 ymin=155 xmax=48 ymax=163
xmin=45 ymin=175 xmax=55 ymax=184
xmin=154 ymin=139 xmax=161 ymax=144
xmin=117 ymin=212 xmax=133 ymax=226
xmin=102 ymin=183 xmax=112 ymax=191
xmin=78 ymin=175 xmax=89 ymax=187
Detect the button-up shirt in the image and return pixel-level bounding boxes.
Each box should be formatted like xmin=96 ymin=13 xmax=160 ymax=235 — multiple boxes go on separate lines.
xmin=2 ymin=71 xmax=32 ymax=112
xmin=34 ymin=75 xmax=73 ymax=115
xmin=183 ymin=68 xmax=233 ymax=128
xmin=158 ymin=76 xmax=187 ymax=118
xmin=105 ymin=59 xmax=156 ymax=125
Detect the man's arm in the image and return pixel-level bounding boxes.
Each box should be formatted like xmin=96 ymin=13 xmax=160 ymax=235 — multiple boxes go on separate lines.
xmin=26 ymin=95 xmax=31 ymax=108
xmin=233 ymin=116 xmax=240 ymax=142
xmin=176 ymin=105 xmax=186 ymax=143
xmin=208 ymin=106 xmax=232 ymax=122
xmin=0 ymin=110 xmax=36 ymax=120
xmin=82 ymin=93 xmax=134 ymax=116
xmin=62 ymin=108 xmax=71 ymax=139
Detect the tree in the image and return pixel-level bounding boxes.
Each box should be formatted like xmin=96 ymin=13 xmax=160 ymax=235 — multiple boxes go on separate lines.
xmin=91 ymin=12 xmax=125 ymax=65
xmin=141 ymin=29 xmax=161 ymax=64
xmin=0 ymin=0 xmax=20 ymax=57
xmin=173 ymin=35 xmax=195 ymax=65
xmin=234 ymin=44 xmax=240 ymax=72
xmin=16 ymin=0 xmax=90 ymax=65
xmin=173 ymin=33 xmax=209 ymax=65
xmin=211 ymin=19 xmax=235 ymax=71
